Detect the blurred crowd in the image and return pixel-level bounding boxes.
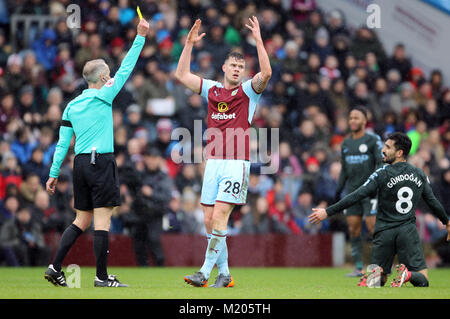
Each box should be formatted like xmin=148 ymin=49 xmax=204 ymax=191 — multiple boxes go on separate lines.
xmin=0 ymin=0 xmax=449 ymax=267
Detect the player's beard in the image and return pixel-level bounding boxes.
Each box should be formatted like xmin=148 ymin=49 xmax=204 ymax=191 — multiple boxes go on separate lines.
xmin=382 ymin=152 xmax=395 ymax=164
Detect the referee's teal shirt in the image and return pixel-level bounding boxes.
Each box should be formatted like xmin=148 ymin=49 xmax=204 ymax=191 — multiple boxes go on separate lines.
xmin=49 ymin=35 xmax=145 ymax=178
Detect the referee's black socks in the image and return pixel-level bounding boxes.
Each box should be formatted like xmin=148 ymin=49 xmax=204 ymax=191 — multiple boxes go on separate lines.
xmin=52 ymin=224 xmax=83 ymax=272
xmin=94 ymin=230 xmax=109 ymax=281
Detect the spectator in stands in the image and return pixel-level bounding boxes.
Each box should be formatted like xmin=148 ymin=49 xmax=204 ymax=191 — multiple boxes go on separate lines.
xmin=49 ymin=173 xmax=74 ymax=230
xmin=281 ymin=40 xmax=303 ymax=75
xmin=293 ymin=190 xmax=314 ymax=231
xmin=310 ymin=26 xmax=332 ymax=64
xmin=386 ymin=43 xmax=411 ymax=81
xmin=301 ymin=156 xmax=321 ymax=196
xmin=154 ymin=118 xmax=176 ymax=158
xmin=419 ymin=98 xmax=440 ymax=129
xmin=0 ymin=29 xmax=8 ymax=68
xmin=273 ymin=141 xmax=303 ymax=201
xmin=269 ymin=192 xmax=301 ymax=235
xmin=32 ymin=28 xmax=57 ymax=71
xmin=19 ymin=173 xmax=43 ymax=206
xmin=51 ymin=43 xmax=75 ymax=85
xmin=240 ymin=196 xmax=271 ymax=234
xmin=319 ymin=55 xmax=341 ymax=80
xmin=291 ymin=119 xmax=318 ymax=158
xmin=0 ymin=152 xmax=22 ymax=200
xmin=0 ymin=194 xmax=19 ymax=226
xmin=174 ymin=163 xmax=202 ymax=194
xmin=300 ymin=9 xmax=323 ymax=48
xmin=10 ymin=126 xmax=37 ymax=165
xmin=3 ymin=54 xmax=26 ymax=97
xmin=18 ymin=85 xmax=41 ymax=128
xmin=0 ymin=205 xmax=50 ymax=266
xmin=0 ymin=92 xmax=20 ymax=134
xmin=350 ymin=27 xmax=387 ymax=68
xmin=54 ymin=17 xmax=73 ymax=49
xmin=177 ymin=92 xmax=207 ymax=137
xmin=315 ymin=160 xmax=341 ymax=204
xmin=291 ymin=0 xmax=317 ymax=24
xmin=22 ymin=147 xmax=49 ymax=186
xmin=430 ymin=69 xmax=443 ymax=99
xmin=326 ymin=9 xmax=350 ymax=39
xmin=32 ymin=189 xmax=65 ymax=233
xmin=178 ymin=187 xmax=204 ymax=234
xmin=74 ymin=33 xmax=110 ymax=74
xmin=165 ymin=191 xmax=183 ymax=233
xmin=203 ymin=23 xmax=232 ymax=70
xmin=35 ymin=126 xmax=57 ymax=166
xmin=98 ymin=6 xmax=124 ymax=45
xmin=389 ymin=81 xmax=418 ymax=118
xmin=131 ymin=147 xmax=173 ymax=266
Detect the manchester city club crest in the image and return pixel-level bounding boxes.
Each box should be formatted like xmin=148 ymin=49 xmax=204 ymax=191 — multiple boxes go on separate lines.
xmin=359 ymin=143 xmax=368 ymax=153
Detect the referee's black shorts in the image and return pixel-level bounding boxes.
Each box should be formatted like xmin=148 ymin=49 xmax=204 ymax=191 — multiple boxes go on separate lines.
xmin=73 ymin=152 xmax=121 ymax=211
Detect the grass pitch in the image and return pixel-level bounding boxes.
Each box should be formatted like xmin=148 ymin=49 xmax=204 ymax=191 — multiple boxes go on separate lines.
xmin=0 ymin=266 xmax=449 ymax=299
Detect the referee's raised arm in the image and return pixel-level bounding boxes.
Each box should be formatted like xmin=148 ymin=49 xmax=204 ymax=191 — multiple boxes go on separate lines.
xmin=97 ymin=19 xmax=150 ymax=104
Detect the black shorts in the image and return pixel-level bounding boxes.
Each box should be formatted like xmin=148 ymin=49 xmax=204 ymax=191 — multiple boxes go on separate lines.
xmin=343 ymin=197 xmax=377 ymax=217
xmin=73 ymin=153 xmax=121 ymax=211
xmin=371 ymin=222 xmax=427 ymax=274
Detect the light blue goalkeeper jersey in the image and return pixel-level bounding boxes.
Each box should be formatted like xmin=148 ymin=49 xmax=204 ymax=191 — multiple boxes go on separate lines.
xmin=49 ymin=35 xmax=145 ymax=178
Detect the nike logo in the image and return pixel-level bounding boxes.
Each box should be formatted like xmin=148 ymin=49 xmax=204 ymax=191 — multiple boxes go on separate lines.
xmin=209 ymin=248 xmax=219 ymax=254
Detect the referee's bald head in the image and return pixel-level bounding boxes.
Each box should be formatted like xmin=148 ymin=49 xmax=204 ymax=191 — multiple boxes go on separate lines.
xmin=82 ymin=59 xmax=110 ymax=85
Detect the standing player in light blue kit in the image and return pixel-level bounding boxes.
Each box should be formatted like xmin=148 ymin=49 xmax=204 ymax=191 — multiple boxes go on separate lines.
xmin=175 ymin=17 xmax=272 ymax=288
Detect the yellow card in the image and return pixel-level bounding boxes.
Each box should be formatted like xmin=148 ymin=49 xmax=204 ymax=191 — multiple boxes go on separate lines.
xmin=137 ymin=6 xmax=143 ymax=20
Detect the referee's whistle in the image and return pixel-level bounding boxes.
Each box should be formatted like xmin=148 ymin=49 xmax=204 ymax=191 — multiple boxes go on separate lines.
xmin=90 ymin=147 xmax=97 ymax=165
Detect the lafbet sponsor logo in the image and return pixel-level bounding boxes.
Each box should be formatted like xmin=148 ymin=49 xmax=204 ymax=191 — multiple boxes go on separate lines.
xmin=211 ymin=112 xmax=236 ymax=120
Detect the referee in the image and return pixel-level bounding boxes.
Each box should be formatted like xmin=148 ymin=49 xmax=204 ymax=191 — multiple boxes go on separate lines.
xmin=44 ymin=18 xmax=149 ymax=288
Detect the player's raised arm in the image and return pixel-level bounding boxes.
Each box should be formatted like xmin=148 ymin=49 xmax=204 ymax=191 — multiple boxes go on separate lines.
xmin=309 ymin=171 xmax=379 ymax=224
xmin=98 ymin=18 xmax=149 ymax=104
xmin=174 ymin=19 xmax=206 ymax=94
xmin=245 ymin=16 xmax=272 ymax=93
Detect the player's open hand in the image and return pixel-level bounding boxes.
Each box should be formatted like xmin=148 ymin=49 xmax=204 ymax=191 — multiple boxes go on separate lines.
xmin=137 ymin=18 xmax=150 ymax=37
xmin=186 ymin=19 xmax=206 ymax=45
xmin=46 ymin=177 xmax=58 ymax=196
xmin=245 ymin=16 xmax=263 ymax=42
xmin=308 ymin=208 xmax=328 ymax=224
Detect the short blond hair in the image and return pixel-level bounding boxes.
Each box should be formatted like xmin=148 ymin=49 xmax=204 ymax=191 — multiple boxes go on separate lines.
xmin=82 ymin=59 xmax=108 ymax=84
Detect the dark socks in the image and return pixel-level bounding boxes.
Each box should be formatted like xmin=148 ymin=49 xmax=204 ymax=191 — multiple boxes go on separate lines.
xmin=350 ymin=236 xmax=363 ymax=270
xmin=94 ymin=230 xmax=109 ymax=281
xmin=52 ymin=224 xmax=83 ymax=271
xmin=410 ymin=272 xmax=429 ymax=287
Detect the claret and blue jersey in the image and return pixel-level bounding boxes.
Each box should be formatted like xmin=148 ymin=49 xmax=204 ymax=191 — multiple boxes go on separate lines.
xmin=199 ymin=78 xmax=261 ymax=206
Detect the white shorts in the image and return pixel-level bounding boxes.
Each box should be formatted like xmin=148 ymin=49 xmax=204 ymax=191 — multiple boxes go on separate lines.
xmin=200 ymin=159 xmax=250 ymax=206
